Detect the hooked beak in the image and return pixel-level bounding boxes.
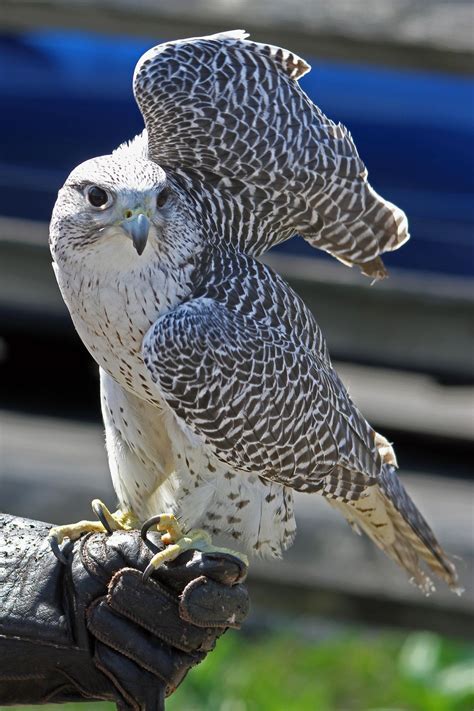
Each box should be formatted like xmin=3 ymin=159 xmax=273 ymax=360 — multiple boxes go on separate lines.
xmin=121 ymin=213 xmax=150 ymax=255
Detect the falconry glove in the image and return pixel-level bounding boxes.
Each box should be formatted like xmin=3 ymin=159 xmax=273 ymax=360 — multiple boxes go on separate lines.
xmin=0 ymin=514 xmax=249 ymax=709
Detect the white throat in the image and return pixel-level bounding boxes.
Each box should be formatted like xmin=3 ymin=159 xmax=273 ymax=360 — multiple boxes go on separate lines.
xmin=52 ymin=240 xmax=195 ymax=400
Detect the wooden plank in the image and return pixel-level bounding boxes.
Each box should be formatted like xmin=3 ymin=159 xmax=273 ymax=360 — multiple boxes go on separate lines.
xmin=335 ymin=363 xmax=474 ymax=441
xmin=1 ymin=218 xmax=473 ymax=380
xmin=264 ymin=253 xmax=474 ymax=382
xmin=1 ymin=410 xmax=472 ymax=628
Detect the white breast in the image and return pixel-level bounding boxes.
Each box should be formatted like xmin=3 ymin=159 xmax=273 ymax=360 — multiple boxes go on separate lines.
xmin=53 ymin=250 xmax=191 ymax=402
xmin=54 ymin=246 xmax=296 ymax=558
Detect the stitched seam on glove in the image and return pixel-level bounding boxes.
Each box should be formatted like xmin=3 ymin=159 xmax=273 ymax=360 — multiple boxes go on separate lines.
xmin=88 ymin=599 xmax=178 ymax=694
xmin=107 ymin=570 xmax=211 ymax=653
xmin=93 ymin=652 xmax=141 ymax=711
xmin=109 ymin=568 xmax=176 ymax=605
xmin=43 ymin=668 xmax=113 ymax=704
xmin=0 ymin=631 xmax=82 ymax=651
xmin=95 ymin=628 xmax=175 ymax=696
xmin=0 ymin=673 xmax=46 ymax=681
xmin=80 ymin=534 xmax=113 ymax=585
xmin=42 ymin=683 xmax=88 ymax=704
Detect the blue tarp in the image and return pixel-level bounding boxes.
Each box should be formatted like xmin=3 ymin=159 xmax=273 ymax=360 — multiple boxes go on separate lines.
xmin=1 ymin=30 xmax=473 ymax=276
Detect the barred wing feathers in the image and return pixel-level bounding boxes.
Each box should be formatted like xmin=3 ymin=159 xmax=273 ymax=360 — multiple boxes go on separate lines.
xmin=142 ymin=253 xmax=457 ymax=591
xmin=134 ymin=31 xmax=408 ymax=277
xmin=143 ymin=253 xmax=381 ymax=492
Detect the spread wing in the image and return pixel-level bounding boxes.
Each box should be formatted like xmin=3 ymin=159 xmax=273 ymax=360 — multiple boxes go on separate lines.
xmin=143 ymin=252 xmax=382 ymax=494
xmin=134 ymin=30 xmax=409 ymax=278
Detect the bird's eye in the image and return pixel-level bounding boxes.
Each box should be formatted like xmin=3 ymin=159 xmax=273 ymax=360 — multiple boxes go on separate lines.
xmin=156 ymin=187 xmax=170 ymax=209
xmin=86 ymin=185 xmax=111 ymax=209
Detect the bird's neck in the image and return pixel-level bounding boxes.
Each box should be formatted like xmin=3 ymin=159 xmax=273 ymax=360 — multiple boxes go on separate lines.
xmin=53 ymin=250 xmax=196 ymax=398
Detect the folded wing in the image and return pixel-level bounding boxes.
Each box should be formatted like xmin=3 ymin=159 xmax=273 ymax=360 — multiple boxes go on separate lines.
xmin=142 ymin=252 xmax=458 ymax=591
xmin=143 ymin=252 xmax=381 ymax=491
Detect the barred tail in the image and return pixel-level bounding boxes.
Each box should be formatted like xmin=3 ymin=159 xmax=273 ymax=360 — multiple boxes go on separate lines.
xmin=328 ymin=465 xmax=461 ymax=595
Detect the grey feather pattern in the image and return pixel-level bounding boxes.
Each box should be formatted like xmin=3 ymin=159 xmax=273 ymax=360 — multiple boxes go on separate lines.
xmin=143 ymin=250 xmax=382 ymax=493
xmin=49 ymin=31 xmax=457 ymax=593
xmin=143 ymin=249 xmax=459 ymax=591
xmin=134 ymin=31 xmax=409 ymax=277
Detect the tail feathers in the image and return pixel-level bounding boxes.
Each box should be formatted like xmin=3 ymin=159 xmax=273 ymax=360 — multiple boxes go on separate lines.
xmin=328 ymin=467 xmax=461 ymax=595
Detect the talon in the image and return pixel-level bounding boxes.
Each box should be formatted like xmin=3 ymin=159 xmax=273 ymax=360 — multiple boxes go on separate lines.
xmin=49 ymin=532 xmax=69 ymax=565
xmin=141 ymin=514 xmax=165 ymax=553
xmin=140 ymin=512 xmax=248 ymax=579
xmin=143 ymin=562 xmax=154 ymax=582
xmin=143 ymin=543 xmax=187 ymax=581
xmin=141 ymin=512 xmax=184 ymax=550
xmin=46 ymin=501 xmax=136 ymax=562
xmin=91 ymin=499 xmax=120 ymax=534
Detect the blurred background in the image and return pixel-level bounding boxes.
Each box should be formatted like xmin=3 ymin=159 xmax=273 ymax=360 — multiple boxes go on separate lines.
xmin=0 ymin=1 xmax=473 ymax=709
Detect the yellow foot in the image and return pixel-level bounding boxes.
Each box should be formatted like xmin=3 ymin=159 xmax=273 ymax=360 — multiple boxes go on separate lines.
xmin=91 ymin=499 xmax=139 ymax=533
xmin=48 ymin=499 xmax=137 ymax=563
xmin=141 ymin=513 xmax=249 ymax=580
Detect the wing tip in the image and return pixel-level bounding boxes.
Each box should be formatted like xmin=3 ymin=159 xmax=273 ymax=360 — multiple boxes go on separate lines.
xmin=256 ymin=41 xmax=311 ymax=79
xmin=359 ymin=256 xmax=388 ymax=281
xmin=356 ymin=201 xmax=410 ymax=279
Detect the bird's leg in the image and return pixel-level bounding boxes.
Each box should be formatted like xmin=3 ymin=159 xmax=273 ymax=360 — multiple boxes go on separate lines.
xmin=48 ymin=499 xmax=138 ymax=562
xmin=141 ymin=513 xmax=249 ymax=580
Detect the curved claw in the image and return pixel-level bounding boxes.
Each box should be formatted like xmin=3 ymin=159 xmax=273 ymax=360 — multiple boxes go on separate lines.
xmin=140 ymin=515 xmax=164 ymax=554
xmin=91 ymin=499 xmax=115 ymax=535
xmin=143 ymin=559 xmax=157 ymax=582
xmin=49 ymin=534 xmax=68 ymax=565
xmin=142 ymin=541 xmax=192 ymax=581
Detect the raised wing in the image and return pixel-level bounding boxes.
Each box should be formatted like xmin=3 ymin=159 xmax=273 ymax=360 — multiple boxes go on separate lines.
xmin=134 ymin=31 xmax=409 ymax=278
xmin=142 ymin=250 xmax=382 ymax=494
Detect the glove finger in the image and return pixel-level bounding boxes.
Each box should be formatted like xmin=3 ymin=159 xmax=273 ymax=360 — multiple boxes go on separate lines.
xmin=179 ymin=576 xmax=250 ymax=629
xmin=153 ymin=550 xmax=248 ymax=591
xmin=105 ymin=570 xmax=219 ymax=652
xmin=89 ymin=599 xmax=205 ymax=694
xmin=94 ymin=641 xmax=166 ymax=709
xmin=79 ymin=531 xmax=152 ymax=583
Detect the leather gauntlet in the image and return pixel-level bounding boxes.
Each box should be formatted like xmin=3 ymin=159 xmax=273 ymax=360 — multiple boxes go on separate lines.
xmin=0 ymin=514 xmax=249 ymax=709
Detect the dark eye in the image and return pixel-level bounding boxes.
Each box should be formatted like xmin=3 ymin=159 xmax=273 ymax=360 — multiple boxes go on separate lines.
xmin=86 ymin=185 xmax=111 ymax=209
xmin=156 ymin=187 xmax=170 ymax=208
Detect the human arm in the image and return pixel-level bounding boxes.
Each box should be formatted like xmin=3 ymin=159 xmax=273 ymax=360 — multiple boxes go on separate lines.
xmin=0 ymin=513 xmax=249 ymax=709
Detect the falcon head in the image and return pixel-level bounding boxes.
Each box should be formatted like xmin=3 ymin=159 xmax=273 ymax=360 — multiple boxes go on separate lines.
xmin=50 ymin=143 xmax=200 ymax=271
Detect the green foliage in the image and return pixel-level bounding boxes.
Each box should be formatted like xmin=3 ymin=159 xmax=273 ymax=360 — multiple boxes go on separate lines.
xmin=4 ymin=629 xmax=473 ymax=711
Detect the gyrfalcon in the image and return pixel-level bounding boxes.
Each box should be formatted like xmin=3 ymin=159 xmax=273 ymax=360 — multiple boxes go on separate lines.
xmin=48 ymin=32 xmax=458 ymax=594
